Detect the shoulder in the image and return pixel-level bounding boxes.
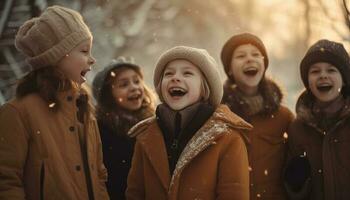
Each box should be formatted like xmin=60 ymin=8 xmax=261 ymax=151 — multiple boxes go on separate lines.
xmin=209 ymin=104 xmax=252 ymax=145
xmin=128 ymin=116 xmax=157 ymax=138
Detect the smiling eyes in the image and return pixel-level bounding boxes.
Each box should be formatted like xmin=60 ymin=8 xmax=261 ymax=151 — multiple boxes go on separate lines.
xmin=309 ymin=67 xmax=338 ymax=74
xmin=164 ymin=70 xmax=194 ymax=77
xmin=117 ymin=78 xmax=141 ymax=88
xmin=234 ymin=52 xmax=262 ymax=59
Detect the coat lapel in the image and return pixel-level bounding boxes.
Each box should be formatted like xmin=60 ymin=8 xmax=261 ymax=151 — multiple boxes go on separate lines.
xmin=170 ymin=105 xmax=252 ymax=187
xmin=141 ymin=122 xmax=171 ymax=191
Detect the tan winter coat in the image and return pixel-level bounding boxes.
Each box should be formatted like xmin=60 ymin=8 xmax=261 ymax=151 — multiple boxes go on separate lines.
xmin=0 ymin=90 xmax=109 ymax=200
xmin=126 ymin=104 xmax=251 ymax=200
xmin=222 ymin=79 xmax=295 ymax=200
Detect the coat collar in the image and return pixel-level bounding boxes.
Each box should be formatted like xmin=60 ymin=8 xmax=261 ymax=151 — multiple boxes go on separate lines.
xmin=296 ymin=90 xmax=350 ymax=133
xmin=169 ymin=104 xmax=252 ymax=188
xmin=132 ymin=105 xmax=252 ymax=192
xmin=223 ymin=77 xmax=283 ymax=120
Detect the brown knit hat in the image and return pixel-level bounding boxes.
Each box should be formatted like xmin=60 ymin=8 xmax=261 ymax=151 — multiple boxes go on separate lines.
xmin=221 ymin=33 xmax=269 ymax=81
xmin=15 ymin=5 xmax=92 ymax=70
xmin=154 ymin=46 xmax=223 ymax=107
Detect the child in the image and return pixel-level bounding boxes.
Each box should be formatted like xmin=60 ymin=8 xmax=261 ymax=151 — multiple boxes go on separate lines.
xmin=126 ymin=46 xmax=251 ymax=200
xmin=0 ymin=6 xmax=109 ymax=200
xmin=221 ymin=33 xmax=294 ymax=200
xmin=286 ymin=39 xmax=350 ymax=200
xmin=92 ymin=57 xmax=156 ymax=200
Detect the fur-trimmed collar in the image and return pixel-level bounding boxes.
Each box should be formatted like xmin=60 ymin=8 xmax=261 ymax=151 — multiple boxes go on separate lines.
xmin=222 ymin=78 xmax=284 ymax=121
xmin=296 ymin=90 xmax=350 ymax=132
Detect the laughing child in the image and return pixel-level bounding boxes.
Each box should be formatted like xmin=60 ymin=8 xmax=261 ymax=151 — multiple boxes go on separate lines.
xmin=93 ymin=57 xmax=155 ymax=199
xmin=126 ymin=46 xmax=251 ymax=200
xmin=286 ymin=39 xmax=350 ymax=200
xmin=221 ymin=33 xmax=294 ymax=200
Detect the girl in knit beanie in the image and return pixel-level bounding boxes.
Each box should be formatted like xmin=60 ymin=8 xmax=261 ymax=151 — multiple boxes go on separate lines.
xmin=285 ymin=39 xmax=350 ymax=200
xmin=221 ymin=33 xmax=294 ymax=200
xmin=126 ymin=46 xmax=251 ymax=200
xmin=0 ymin=5 xmax=109 ymax=200
xmin=92 ymin=57 xmax=156 ymax=200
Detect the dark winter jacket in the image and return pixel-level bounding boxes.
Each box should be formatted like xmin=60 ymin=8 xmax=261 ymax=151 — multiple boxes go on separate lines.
xmin=126 ymin=104 xmax=252 ymax=200
xmin=97 ymin=109 xmax=153 ymax=200
xmin=223 ymin=78 xmax=294 ymax=200
xmin=287 ymin=91 xmax=350 ymax=200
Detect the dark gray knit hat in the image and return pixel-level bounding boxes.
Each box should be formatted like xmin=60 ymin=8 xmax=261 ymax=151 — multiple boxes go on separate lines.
xmin=300 ymin=39 xmax=350 ymax=93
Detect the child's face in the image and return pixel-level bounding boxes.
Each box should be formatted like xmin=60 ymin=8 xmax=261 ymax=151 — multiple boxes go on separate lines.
xmin=57 ymin=38 xmax=95 ymax=85
xmin=161 ymin=59 xmax=203 ymax=110
xmin=229 ymin=44 xmax=265 ymax=91
xmin=112 ymin=68 xmax=145 ymax=111
xmin=308 ymin=62 xmax=343 ymax=103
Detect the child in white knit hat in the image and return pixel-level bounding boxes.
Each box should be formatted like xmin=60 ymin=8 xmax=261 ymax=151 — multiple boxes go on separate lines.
xmin=0 ymin=5 xmax=109 ymax=200
xmin=126 ymin=46 xmax=251 ymax=200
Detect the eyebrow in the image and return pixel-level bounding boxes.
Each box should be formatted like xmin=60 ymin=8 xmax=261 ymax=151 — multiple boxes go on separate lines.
xmin=117 ymin=75 xmax=140 ymax=82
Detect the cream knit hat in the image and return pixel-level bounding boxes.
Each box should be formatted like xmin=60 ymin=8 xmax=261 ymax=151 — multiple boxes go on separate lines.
xmin=15 ymin=5 xmax=92 ymax=70
xmin=154 ymin=46 xmax=223 ymax=107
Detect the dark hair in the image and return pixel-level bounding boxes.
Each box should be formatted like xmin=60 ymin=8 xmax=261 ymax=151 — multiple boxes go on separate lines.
xmin=16 ymin=66 xmax=73 ymax=111
xmin=95 ymin=66 xmax=156 ymax=133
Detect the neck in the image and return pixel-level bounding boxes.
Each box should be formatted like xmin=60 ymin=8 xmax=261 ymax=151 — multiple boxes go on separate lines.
xmin=237 ymin=84 xmax=259 ymax=96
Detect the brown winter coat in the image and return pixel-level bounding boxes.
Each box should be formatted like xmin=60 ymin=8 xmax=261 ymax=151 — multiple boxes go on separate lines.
xmin=223 ymin=79 xmax=294 ymax=200
xmin=126 ymin=104 xmax=251 ymax=200
xmin=287 ymin=91 xmax=350 ymax=200
xmin=0 ymin=90 xmax=109 ymax=200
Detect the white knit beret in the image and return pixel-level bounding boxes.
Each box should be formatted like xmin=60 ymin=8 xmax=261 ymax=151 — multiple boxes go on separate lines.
xmin=154 ymin=46 xmax=223 ymax=107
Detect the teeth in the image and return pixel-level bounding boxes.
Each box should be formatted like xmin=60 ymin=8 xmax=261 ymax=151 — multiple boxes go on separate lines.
xmin=169 ymin=87 xmax=185 ymax=93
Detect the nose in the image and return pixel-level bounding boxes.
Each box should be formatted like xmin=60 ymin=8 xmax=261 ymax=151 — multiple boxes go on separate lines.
xmin=89 ymin=55 xmax=96 ymax=65
xmin=319 ymin=70 xmax=329 ymax=79
xmin=170 ymin=73 xmax=181 ymax=82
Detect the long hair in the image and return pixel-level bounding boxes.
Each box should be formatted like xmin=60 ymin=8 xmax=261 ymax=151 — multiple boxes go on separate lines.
xmin=95 ymin=66 xmax=156 ymax=134
xmin=16 ymin=66 xmax=72 ymax=109
xmin=16 ymin=66 xmax=94 ymax=117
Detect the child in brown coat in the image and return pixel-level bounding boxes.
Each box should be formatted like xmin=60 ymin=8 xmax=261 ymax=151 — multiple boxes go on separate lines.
xmin=126 ymin=46 xmax=251 ymax=200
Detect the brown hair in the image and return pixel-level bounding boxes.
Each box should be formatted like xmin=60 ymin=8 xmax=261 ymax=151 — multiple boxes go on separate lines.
xmin=16 ymin=66 xmax=94 ymax=117
xmin=96 ymin=66 xmax=156 ymax=133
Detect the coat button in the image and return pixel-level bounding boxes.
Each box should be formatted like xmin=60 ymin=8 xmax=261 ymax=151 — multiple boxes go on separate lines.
xmin=69 ymin=126 xmax=75 ymax=132
xmin=76 ymin=165 xmax=81 ymax=171
xmin=318 ymin=169 xmax=322 ymax=173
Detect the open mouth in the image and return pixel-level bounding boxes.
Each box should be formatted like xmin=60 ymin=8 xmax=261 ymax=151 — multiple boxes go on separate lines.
xmin=127 ymin=93 xmax=142 ymax=101
xmin=80 ymin=68 xmax=91 ymax=81
xmin=317 ymin=85 xmax=333 ymax=92
xmin=243 ymin=67 xmax=258 ymax=76
xmin=169 ymin=87 xmax=187 ymax=97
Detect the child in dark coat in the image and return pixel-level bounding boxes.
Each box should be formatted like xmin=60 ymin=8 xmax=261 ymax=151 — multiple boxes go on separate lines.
xmin=93 ymin=57 xmax=155 ymax=200
xmin=286 ymin=39 xmax=350 ymax=200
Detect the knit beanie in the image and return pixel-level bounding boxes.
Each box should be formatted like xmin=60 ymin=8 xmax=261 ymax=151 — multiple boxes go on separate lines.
xmin=15 ymin=5 xmax=92 ymax=70
xmin=300 ymin=39 xmax=350 ymax=91
xmin=92 ymin=57 xmax=141 ymax=104
xmin=221 ymin=33 xmax=269 ymax=82
xmin=154 ymin=46 xmax=223 ymax=108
